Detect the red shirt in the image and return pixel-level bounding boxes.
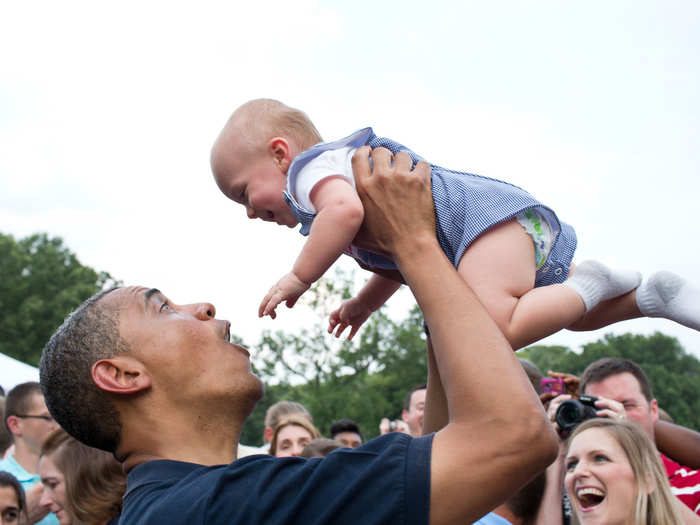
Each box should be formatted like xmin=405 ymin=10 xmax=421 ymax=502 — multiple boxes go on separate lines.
xmin=662 ymin=454 xmax=700 ymax=515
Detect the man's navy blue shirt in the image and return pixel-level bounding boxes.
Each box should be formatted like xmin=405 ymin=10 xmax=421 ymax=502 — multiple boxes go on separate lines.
xmin=120 ymin=432 xmax=432 ymax=524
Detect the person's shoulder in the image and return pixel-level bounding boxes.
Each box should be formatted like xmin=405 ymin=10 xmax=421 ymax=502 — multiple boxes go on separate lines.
xmin=661 ymin=454 xmax=700 ymax=485
xmin=122 ymin=458 xmax=279 ymax=523
xmin=661 ymin=454 xmax=698 ymax=475
xmin=0 ymin=454 xmax=30 ymax=480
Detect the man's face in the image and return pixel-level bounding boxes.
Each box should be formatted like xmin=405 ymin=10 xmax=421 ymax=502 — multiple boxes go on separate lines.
xmin=334 ymin=431 xmax=362 ymax=448
xmin=108 ymin=287 xmax=263 ymax=411
xmin=13 ymin=394 xmax=58 ymax=455
xmin=584 ymin=372 xmax=658 ymax=439
xmin=402 ymin=388 xmax=426 ymax=437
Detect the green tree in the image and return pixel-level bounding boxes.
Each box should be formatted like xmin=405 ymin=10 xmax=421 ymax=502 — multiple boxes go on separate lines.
xmin=0 ymin=232 xmax=118 ymax=365
xmin=520 ymin=333 xmax=700 ymax=430
xmin=239 ymin=269 xmax=427 ymax=445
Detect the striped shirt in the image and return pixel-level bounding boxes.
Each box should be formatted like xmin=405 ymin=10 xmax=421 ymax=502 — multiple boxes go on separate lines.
xmin=662 ymin=454 xmax=700 ymax=515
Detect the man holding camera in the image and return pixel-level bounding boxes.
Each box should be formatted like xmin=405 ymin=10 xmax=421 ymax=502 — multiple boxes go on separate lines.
xmin=542 ymin=357 xmax=700 ymax=519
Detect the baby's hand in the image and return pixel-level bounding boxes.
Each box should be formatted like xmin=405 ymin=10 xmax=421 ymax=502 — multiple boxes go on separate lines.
xmin=259 ymin=273 xmax=310 ymax=319
xmin=328 ymin=297 xmax=373 ymax=340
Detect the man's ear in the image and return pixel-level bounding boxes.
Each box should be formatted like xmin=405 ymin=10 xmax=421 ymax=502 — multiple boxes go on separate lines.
xmin=650 ymin=398 xmax=659 ymax=424
xmin=268 ymin=137 xmax=293 ymax=172
xmin=6 ymin=415 xmax=21 ymax=436
xmin=91 ymin=356 xmax=151 ymax=395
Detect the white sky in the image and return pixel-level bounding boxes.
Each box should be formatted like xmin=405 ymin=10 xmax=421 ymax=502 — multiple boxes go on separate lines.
xmin=2 ymin=1 xmax=699 ymax=361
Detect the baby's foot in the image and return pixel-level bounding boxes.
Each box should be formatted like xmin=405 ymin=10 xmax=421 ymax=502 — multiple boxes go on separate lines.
xmin=565 ymin=260 xmax=642 ymax=311
xmin=636 ymin=271 xmax=700 ymax=331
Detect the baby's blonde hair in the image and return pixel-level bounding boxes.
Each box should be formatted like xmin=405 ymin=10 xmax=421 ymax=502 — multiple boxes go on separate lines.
xmin=230 ymin=98 xmax=322 ymax=156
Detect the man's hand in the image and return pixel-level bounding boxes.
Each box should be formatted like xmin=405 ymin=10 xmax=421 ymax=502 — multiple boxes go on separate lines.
xmin=328 ymin=297 xmax=373 ymax=340
xmin=379 ymin=417 xmax=410 ymax=435
xmin=259 ymin=273 xmax=310 ymax=318
xmin=546 ymin=394 xmax=573 ymax=437
xmin=593 ymin=396 xmax=627 ymax=421
xmin=352 ymin=147 xmax=434 ymax=257
xmin=540 ymin=370 xmax=580 ymax=405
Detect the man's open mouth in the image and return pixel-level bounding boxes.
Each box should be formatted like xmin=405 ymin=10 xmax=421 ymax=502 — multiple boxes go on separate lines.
xmin=576 ymin=487 xmax=605 ymax=509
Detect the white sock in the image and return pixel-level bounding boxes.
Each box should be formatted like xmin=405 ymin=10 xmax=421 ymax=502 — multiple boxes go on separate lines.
xmin=636 ymin=271 xmax=700 ymax=331
xmin=564 ymin=260 xmax=642 ymax=311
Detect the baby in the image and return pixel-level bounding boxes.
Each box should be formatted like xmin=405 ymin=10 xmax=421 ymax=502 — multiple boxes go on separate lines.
xmin=211 ymin=99 xmax=700 ymax=349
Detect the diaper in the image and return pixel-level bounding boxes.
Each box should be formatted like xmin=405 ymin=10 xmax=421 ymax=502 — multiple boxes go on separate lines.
xmin=516 ymin=209 xmax=553 ymax=270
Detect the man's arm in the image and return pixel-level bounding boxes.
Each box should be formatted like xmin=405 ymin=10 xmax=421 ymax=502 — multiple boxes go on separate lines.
xmin=353 ymin=146 xmax=558 ymax=524
xmin=655 ymin=420 xmax=700 ymax=470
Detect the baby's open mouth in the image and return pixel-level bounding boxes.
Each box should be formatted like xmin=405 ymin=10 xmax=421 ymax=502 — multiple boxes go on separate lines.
xmin=577 ymin=487 xmax=605 ymax=509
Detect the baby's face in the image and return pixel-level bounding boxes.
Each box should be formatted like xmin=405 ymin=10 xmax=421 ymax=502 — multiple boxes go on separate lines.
xmin=215 ymin=152 xmax=298 ymax=228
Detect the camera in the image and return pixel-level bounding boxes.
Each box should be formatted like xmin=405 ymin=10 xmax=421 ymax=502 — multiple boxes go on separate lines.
xmin=555 ymin=394 xmax=598 ymax=432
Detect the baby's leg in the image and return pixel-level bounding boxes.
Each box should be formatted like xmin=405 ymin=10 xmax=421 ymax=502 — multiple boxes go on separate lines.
xmin=457 ymin=220 xmax=586 ymax=350
xmin=571 ymin=271 xmax=700 ymax=331
xmin=568 ymin=290 xmax=641 ymax=331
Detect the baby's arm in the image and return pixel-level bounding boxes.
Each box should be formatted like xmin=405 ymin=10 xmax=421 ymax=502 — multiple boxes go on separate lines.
xmin=259 ymin=176 xmax=364 ymax=318
xmin=328 ymin=273 xmax=402 ymax=339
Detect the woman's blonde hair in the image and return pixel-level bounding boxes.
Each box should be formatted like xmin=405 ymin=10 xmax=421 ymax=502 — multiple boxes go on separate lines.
xmin=567 ymin=418 xmax=683 ymax=525
xmin=41 ymin=428 xmax=126 ymax=524
xmin=269 ymin=415 xmax=321 ymax=457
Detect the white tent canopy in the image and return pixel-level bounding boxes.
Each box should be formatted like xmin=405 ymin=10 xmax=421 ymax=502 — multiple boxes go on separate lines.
xmin=0 ymin=352 xmax=39 ymax=393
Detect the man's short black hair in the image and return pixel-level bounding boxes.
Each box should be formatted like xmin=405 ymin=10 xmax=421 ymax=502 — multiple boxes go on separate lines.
xmin=580 ymin=358 xmax=654 ymax=401
xmin=518 ymin=359 xmax=543 ymax=395
xmin=403 ymin=384 xmax=427 ymax=412
xmin=329 ymin=418 xmax=363 ymax=441
xmin=4 ymin=382 xmax=42 ymax=435
xmin=40 ymin=287 xmax=127 ymax=454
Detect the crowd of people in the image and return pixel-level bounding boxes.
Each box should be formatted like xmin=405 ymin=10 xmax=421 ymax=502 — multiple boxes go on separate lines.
xmin=2 ymin=125 xmax=700 ymax=524
xmin=3 ymin=355 xmax=699 ymax=524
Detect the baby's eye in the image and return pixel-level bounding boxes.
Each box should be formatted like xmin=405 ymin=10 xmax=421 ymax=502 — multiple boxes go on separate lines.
xmin=160 ymin=302 xmax=172 ymax=312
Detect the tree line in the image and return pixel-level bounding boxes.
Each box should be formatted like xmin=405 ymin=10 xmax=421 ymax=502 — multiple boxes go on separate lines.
xmin=1 ymin=231 xmax=698 ymax=444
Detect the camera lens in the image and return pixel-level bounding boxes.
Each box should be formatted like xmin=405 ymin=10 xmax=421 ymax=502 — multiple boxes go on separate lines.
xmin=555 ymin=400 xmax=584 ymax=431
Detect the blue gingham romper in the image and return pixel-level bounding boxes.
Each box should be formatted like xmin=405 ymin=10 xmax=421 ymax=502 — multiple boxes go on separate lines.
xmin=282 ymin=128 xmax=577 ymax=287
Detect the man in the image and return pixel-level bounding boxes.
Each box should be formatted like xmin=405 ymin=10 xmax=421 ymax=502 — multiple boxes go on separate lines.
xmin=378 ymin=384 xmax=425 ymax=437
xmin=402 ymin=384 xmax=426 ymax=438
xmin=329 ymin=419 xmax=363 ymax=448
xmin=0 ymin=382 xmax=58 ymax=525
xmin=40 ymin=147 xmax=557 ymax=524
xmin=579 ymin=357 xmax=700 ymax=516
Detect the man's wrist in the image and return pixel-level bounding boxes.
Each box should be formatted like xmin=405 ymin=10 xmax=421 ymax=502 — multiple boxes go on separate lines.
xmin=392 ymin=234 xmax=441 ymax=270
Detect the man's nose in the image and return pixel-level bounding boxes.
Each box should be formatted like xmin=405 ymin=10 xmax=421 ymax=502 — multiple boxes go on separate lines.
xmin=246 ymin=206 xmax=257 ymax=219
xmin=191 ymin=302 xmax=216 ymax=320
